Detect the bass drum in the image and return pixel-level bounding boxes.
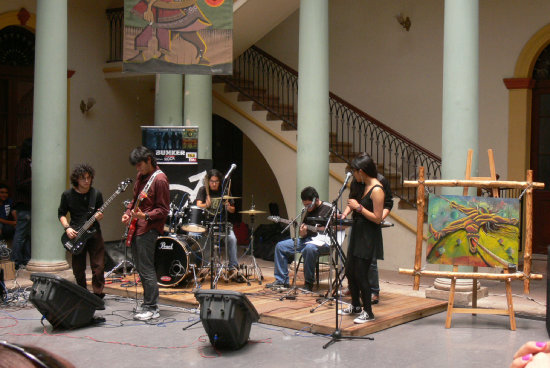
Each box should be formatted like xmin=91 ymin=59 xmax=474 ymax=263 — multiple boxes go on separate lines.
xmin=154 ymin=235 xmax=203 ymax=287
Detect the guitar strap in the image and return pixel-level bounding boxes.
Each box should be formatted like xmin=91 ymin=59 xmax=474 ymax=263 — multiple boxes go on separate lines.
xmin=87 ymin=188 xmax=97 ymax=217
xmin=138 ymin=169 xmax=163 ymax=201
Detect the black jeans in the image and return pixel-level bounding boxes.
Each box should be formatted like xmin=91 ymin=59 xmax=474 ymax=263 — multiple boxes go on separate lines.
xmin=345 ymin=255 xmax=373 ymax=316
xmin=72 ymin=231 xmax=105 ymax=295
xmin=131 ymin=230 xmax=159 ymax=310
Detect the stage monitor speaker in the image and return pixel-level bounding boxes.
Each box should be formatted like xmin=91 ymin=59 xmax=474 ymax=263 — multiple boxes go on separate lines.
xmin=195 ymin=289 xmax=259 ymax=350
xmin=547 ymin=245 xmax=550 ymax=338
xmin=29 ymin=273 xmax=104 ymax=329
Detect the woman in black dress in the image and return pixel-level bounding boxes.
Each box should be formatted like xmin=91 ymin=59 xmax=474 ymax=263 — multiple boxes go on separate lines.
xmin=339 ymin=153 xmax=385 ymax=323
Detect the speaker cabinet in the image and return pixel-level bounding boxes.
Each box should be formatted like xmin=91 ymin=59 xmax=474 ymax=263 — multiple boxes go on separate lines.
xmin=29 ymin=273 xmax=104 ymax=329
xmin=195 ymin=289 xmax=259 ymax=350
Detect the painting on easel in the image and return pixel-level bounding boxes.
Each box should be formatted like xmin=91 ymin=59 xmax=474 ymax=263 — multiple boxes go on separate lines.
xmin=427 ymin=194 xmax=520 ymax=267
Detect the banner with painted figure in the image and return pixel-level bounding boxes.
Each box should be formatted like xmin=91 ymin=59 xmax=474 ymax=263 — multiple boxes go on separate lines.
xmin=123 ymin=0 xmax=232 ymax=75
xmin=427 ymin=194 xmax=521 ymax=268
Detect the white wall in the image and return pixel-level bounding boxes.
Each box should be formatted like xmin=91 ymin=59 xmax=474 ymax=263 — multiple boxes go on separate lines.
xmin=256 ymin=0 xmax=550 ymax=178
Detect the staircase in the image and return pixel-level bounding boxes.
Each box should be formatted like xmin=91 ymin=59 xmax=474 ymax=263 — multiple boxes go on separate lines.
xmin=216 ymin=46 xmax=441 ymax=208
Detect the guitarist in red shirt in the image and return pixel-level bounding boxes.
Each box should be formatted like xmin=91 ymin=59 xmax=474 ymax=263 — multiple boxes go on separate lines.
xmin=58 ymin=164 xmax=106 ymax=300
xmin=122 ymin=146 xmax=170 ymax=321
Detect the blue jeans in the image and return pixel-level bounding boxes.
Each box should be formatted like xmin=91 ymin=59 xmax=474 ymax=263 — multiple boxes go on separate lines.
xmin=369 ymin=259 xmax=380 ymax=295
xmin=131 ymin=230 xmax=159 ymax=310
xmin=11 ymin=210 xmax=31 ymax=266
xmin=273 ymin=237 xmax=328 ymax=285
xmin=201 ymin=229 xmax=238 ymax=269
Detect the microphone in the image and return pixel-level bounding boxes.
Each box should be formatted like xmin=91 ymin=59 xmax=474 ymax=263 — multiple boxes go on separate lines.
xmin=224 ymin=163 xmax=237 ymax=181
xmin=343 ymin=171 xmax=353 ymax=187
xmin=308 ymin=197 xmax=317 ymax=210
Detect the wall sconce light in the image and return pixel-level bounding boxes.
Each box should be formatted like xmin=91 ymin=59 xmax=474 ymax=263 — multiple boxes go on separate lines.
xmin=396 ymin=13 xmax=411 ymax=32
xmin=80 ymin=98 xmax=96 ymax=114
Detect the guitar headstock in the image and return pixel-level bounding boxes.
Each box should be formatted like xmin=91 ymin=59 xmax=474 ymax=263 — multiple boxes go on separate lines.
xmin=267 ymin=216 xmax=280 ymax=223
xmin=117 ymin=178 xmax=132 ymax=193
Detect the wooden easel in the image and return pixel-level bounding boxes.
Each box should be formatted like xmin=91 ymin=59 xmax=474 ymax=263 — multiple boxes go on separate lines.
xmin=446 ymin=149 xmax=514 ymax=329
xmin=399 ymin=150 xmax=544 ymax=330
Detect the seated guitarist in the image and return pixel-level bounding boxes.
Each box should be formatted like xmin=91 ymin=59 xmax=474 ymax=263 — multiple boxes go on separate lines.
xmin=58 ymin=164 xmax=105 ymax=299
xmin=266 ymin=186 xmax=334 ymax=292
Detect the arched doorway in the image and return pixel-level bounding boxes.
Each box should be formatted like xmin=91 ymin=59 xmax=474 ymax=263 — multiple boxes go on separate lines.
xmin=0 ymin=21 xmax=35 ymax=192
xmin=530 ymin=46 xmax=550 ymax=254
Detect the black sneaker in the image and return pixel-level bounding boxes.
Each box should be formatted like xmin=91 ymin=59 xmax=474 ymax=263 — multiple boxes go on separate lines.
xmin=303 ymin=282 xmax=314 ymax=292
xmin=338 ymin=305 xmax=362 ymax=315
xmin=266 ymin=280 xmax=289 ymax=289
xmin=353 ymin=310 xmax=375 ymax=324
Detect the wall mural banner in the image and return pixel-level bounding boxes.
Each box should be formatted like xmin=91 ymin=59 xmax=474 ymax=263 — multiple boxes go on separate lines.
xmin=141 ymin=126 xmax=198 ymax=164
xmin=123 ymin=0 xmax=233 ymax=75
xmin=427 ymin=194 xmax=520 ymax=268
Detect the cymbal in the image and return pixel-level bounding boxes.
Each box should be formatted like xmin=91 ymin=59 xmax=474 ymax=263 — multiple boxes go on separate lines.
xmin=239 ymin=209 xmax=267 ymax=215
xmin=211 ymin=196 xmax=241 ymax=200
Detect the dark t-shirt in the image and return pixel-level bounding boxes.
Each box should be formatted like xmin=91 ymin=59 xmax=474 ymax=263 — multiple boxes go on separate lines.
xmin=58 ymin=188 xmax=104 ymax=230
xmin=196 ymin=186 xmax=234 ymax=221
xmin=303 ymin=201 xmax=333 ymax=238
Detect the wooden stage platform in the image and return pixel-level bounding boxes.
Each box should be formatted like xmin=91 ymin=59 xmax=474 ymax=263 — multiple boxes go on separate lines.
xmin=103 ymin=275 xmax=447 ymax=337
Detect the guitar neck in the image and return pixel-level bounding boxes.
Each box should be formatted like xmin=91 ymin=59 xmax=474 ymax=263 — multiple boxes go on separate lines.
xmin=79 ymin=188 xmax=122 ymax=232
xmin=269 ymin=217 xmax=318 ymax=233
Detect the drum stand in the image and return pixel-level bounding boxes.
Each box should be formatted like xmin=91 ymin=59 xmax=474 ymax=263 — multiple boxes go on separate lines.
xmin=241 ymin=213 xmax=263 ymax=284
xmin=105 ymin=238 xmax=134 ymax=278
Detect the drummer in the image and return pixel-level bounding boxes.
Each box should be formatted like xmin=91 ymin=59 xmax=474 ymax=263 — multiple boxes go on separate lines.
xmin=196 ymin=169 xmax=240 ymax=279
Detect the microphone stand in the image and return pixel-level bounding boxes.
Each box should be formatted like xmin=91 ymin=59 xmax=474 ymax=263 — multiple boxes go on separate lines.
xmin=210 ymin=175 xmax=232 ymax=288
xmin=323 ymin=175 xmax=374 ymax=349
xmin=279 ymin=207 xmax=308 ymax=301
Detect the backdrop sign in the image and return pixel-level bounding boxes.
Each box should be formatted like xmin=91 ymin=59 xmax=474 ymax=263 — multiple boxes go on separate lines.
xmin=123 ymin=0 xmax=233 ymax=75
xmin=427 ymin=194 xmax=521 ymax=268
xmin=141 ymin=126 xmax=198 ymax=164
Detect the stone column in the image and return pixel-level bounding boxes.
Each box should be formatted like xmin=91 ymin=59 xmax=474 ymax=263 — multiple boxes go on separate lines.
xmin=431 ymin=0 xmax=479 ymax=293
xmin=154 ymin=74 xmax=183 ymax=126
xmin=296 ymin=0 xmax=329 ymax=210
xmin=441 ymin=0 xmax=479 ymax=193
xmin=184 ymin=75 xmax=212 ymax=160
xmin=27 ymin=0 xmax=69 ymax=272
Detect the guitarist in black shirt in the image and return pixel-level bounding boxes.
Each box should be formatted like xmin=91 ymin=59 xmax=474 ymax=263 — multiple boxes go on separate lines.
xmin=58 ymin=164 xmax=106 ymax=299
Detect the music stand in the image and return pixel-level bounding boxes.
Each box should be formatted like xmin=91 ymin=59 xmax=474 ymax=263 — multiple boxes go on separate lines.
xmin=279 ymin=208 xmax=314 ymax=301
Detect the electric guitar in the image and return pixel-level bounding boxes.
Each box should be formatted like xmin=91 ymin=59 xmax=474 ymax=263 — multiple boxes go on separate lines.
xmin=267 ymin=216 xmax=346 ymax=246
xmin=62 ymin=179 xmax=132 ymax=255
xmin=124 ymin=191 xmax=148 ymax=247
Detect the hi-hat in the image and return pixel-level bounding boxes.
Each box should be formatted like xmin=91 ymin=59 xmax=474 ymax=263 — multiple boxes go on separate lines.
xmin=211 ymin=196 xmax=241 ymax=200
xmin=239 ymin=209 xmax=267 ymax=215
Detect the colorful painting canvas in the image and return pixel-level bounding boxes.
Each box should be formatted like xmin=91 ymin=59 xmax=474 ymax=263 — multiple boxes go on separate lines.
xmin=427 ymin=194 xmax=520 ymax=267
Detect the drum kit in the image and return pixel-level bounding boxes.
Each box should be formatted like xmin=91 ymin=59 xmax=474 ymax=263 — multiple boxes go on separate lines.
xmin=153 ymin=195 xmax=267 ymax=288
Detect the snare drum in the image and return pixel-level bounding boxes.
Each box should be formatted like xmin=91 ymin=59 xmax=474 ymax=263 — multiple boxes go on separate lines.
xmin=181 ymin=206 xmax=207 ymax=233
xmin=154 ymin=235 xmax=203 ymax=287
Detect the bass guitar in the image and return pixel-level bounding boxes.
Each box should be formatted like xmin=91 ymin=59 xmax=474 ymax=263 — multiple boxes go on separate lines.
xmin=62 ymin=179 xmax=132 ymax=255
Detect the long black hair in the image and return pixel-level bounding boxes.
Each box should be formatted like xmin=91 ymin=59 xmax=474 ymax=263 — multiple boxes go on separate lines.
xmin=349 ymin=153 xmax=378 ymax=200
